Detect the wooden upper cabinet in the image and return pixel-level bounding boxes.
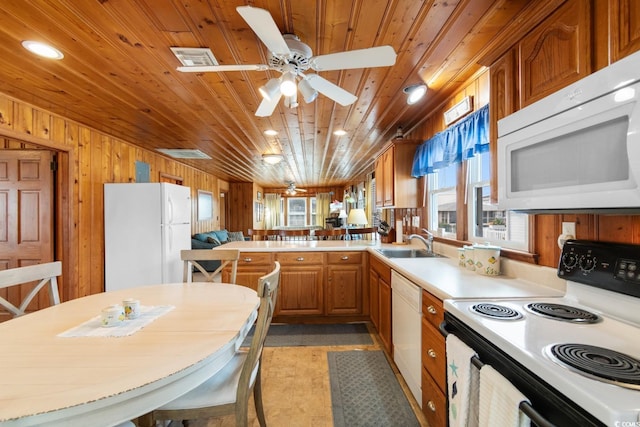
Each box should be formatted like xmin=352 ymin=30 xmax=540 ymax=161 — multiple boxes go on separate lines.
xmin=375 ymin=140 xmax=420 ymax=208
xmin=519 ymin=0 xmax=591 ymax=107
xmin=489 ymin=49 xmax=517 ymax=204
xmin=610 ymin=0 xmax=640 ymax=62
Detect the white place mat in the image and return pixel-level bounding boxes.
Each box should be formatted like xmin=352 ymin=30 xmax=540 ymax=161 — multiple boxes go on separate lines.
xmin=57 ymin=305 xmax=175 ymax=338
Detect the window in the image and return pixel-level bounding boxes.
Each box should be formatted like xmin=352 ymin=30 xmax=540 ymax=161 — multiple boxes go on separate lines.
xmin=427 ymin=162 xmax=458 ymax=238
xmin=310 ymin=197 xmax=317 ymax=225
xmin=467 ymin=151 xmax=528 ymax=250
xmin=287 ymin=197 xmax=307 ymax=226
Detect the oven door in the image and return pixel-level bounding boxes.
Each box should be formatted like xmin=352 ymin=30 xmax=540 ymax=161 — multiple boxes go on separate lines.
xmin=497 ymin=80 xmax=640 ymax=213
xmin=441 ymin=313 xmax=605 ymax=427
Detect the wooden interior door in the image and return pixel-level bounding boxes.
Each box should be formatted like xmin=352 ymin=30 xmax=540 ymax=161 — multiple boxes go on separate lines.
xmin=0 ymin=150 xmax=55 ymax=318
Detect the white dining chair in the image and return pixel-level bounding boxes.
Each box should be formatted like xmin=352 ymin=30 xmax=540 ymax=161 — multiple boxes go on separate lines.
xmin=181 ymin=249 xmax=240 ymax=284
xmin=0 ymin=261 xmax=62 ymax=318
xmin=150 ymin=261 xmax=281 ymax=427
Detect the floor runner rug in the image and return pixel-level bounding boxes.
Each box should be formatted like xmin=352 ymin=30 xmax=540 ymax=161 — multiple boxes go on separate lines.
xmin=243 ymin=323 xmax=373 ymax=347
xmin=328 ymin=350 xmax=420 ymax=427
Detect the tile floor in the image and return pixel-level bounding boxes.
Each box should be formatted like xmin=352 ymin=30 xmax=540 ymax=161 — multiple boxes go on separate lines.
xmin=176 ymin=324 xmax=428 ymax=427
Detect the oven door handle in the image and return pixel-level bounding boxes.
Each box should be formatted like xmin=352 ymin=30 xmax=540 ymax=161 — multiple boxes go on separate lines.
xmin=439 ymin=320 xmax=558 ymax=427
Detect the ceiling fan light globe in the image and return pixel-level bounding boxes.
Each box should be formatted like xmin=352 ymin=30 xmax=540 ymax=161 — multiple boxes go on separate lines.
xmin=280 ymin=72 xmax=297 ymax=97
xmin=299 ymin=79 xmax=318 ymax=103
xmin=259 ymin=78 xmax=281 ymax=101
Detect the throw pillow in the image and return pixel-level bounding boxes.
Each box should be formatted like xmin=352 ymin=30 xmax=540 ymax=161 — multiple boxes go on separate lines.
xmin=206 ymin=236 xmax=221 ymax=246
xmin=227 ymin=231 xmax=245 ymax=242
xmin=205 ymin=233 xmax=222 ymax=245
xmin=193 ymin=233 xmax=210 ymax=243
xmin=213 ymin=229 xmax=229 ymax=243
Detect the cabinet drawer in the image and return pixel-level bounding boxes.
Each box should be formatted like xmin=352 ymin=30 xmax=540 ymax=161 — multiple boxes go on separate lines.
xmin=238 ymin=252 xmax=273 ymax=266
xmin=422 ymin=290 xmax=444 ymax=330
xmin=276 ymin=252 xmax=324 ymax=265
xmin=327 ymin=251 xmax=362 ymax=264
xmin=421 ymin=317 xmax=446 ymax=393
xmin=422 ymin=366 xmax=447 ymax=427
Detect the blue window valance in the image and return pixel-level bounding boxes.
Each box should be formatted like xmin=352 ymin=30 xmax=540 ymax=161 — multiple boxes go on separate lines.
xmin=411 ymin=104 xmax=489 ymax=177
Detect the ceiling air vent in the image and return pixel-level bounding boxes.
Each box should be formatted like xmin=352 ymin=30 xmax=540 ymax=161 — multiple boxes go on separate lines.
xmin=156 ymin=149 xmax=211 ymax=159
xmin=170 ymin=47 xmax=219 ymax=67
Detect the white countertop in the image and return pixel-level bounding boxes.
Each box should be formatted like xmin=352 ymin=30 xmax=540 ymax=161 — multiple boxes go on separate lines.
xmin=219 ymin=240 xmax=566 ymax=300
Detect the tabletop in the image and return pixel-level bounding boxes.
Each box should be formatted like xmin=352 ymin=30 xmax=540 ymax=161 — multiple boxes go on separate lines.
xmin=0 ymin=283 xmax=259 ymax=427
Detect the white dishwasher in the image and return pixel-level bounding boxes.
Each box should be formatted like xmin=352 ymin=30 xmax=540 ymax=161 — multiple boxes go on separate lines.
xmin=391 ymin=270 xmax=422 ymax=407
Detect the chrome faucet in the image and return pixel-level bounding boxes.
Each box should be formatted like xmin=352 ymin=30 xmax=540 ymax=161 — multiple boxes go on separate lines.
xmin=407 ymin=228 xmax=434 ymax=254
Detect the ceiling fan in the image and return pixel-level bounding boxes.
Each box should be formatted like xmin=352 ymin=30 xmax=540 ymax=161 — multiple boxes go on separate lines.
xmin=175 ymin=6 xmax=397 ymax=117
xmin=283 ymin=182 xmax=307 ymax=195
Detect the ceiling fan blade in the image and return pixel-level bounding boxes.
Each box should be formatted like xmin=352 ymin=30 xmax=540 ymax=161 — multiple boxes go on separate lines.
xmin=255 ymin=92 xmax=282 ymax=117
xmin=305 ymin=74 xmax=357 ymax=106
xmin=236 ymin=6 xmax=291 ymax=57
xmin=177 ymin=64 xmax=269 ymax=72
xmin=310 ymin=45 xmax=397 ymax=71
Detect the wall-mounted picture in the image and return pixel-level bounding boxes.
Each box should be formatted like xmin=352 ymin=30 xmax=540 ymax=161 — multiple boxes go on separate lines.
xmin=197 ymin=190 xmax=213 ymax=221
xmin=257 ymin=191 xmax=262 ymax=201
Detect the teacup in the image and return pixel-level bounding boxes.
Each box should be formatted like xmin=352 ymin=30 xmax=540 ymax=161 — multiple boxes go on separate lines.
xmin=101 ymin=305 xmax=125 ymax=327
xmin=123 ymin=298 xmax=141 ymax=319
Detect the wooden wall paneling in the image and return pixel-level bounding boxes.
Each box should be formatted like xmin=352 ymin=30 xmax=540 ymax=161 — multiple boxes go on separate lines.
xmin=518 ymin=0 xmax=591 ymax=107
xmin=597 ymin=215 xmax=640 ymax=243
xmin=0 ymin=97 xmax=13 ymax=130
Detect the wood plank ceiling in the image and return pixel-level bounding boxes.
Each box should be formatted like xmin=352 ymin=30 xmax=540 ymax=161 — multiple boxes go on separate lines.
xmin=0 ymin=0 xmax=548 ymax=189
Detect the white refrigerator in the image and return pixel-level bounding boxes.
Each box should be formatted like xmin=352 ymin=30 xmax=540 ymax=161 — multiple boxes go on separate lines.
xmin=104 ymin=183 xmax=191 ymax=291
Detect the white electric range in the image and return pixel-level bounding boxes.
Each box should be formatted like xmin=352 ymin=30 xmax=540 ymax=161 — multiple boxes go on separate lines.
xmin=443 ymin=240 xmax=640 ymax=426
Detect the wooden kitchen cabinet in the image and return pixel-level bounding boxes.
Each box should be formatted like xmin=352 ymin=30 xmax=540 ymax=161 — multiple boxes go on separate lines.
xmin=326 ymin=252 xmax=364 ymax=315
xmin=370 ymin=255 xmax=392 ymax=354
xmin=518 ymin=0 xmax=591 ymax=108
xmin=222 ymin=252 xmax=273 ymax=291
xmin=275 ymin=252 xmax=324 ymax=316
xmin=374 ymin=140 xmax=420 ymax=208
xmin=421 ymin=289 xmax=446 ymax=427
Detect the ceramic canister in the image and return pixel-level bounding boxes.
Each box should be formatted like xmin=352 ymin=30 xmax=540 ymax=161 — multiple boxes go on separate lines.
xmin=474 ymin=244 xmax=501 ymax=276
xmin=457 ymin=248 xmax=466 ymax=267
xmin=463 ymin=245 xmax=475 ymax=271
xmin=123 ymin=298 xmax=141 ymax=319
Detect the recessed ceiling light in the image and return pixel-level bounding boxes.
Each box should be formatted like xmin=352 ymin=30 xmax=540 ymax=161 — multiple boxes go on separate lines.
xmin=333 ymin=129 xmax=347 ymax=136
xmin=264 ymin=129 xmax=278 ymax=136
xmin=22 ymin=40 xmax=64 ymax=60
xmin=404 ymin=84 xmax=428 ymax=105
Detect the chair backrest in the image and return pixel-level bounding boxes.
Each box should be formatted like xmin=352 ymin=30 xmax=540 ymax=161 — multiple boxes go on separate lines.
xmin=278 ymin=229 xmax=310 ymax=240
xmin=314 ymin=228 xmax=345 ymax=240
xmin=0 ymin=261 xmax=62 ymax=318
xmin=181 ymin=249 xmax=240 ymax=283
xmin=238 ymin=261 xmax=280 ymax=401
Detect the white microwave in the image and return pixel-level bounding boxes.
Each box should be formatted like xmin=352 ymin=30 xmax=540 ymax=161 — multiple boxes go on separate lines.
xmin=497 ymin=50 xmax=640 ymax=213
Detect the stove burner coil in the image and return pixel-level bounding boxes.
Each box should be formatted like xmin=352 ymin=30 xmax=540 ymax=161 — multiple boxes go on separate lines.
xmin=549 ymin=344 xmax=640 ymax=390
xmin=525 ymin=303 xmax=600 ymax=323
xmin=470 ymin=303 xmax=522 ymax=320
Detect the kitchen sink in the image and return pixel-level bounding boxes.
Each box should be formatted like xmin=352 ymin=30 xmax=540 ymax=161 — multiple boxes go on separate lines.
xmin=375 ymin=248 xmax=445 ymax=258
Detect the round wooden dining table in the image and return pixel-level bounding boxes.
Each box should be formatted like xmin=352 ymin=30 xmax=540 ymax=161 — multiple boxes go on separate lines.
xmin=0 ymin=283 xmax=259 ymax=427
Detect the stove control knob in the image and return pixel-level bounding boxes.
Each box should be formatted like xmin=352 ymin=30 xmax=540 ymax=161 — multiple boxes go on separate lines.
xmin=561 ymin=253 xmax=578 ymax=270
xmin=579 ymin=255 xmax=597 ymax=273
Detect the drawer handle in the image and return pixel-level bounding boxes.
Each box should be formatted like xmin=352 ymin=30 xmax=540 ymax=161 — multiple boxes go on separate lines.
xmin=296 ymin=257 xmax=305 ymax=261
xmin=427 ymin=401 xmax=437 ymax=412
xmin=341 ymin=256 xmax=349 ymax=260
xmin=427 ymin=305 xmax=438 ymax=315
xmin=428 ymin=349 xmax=437 ymax=359
xmin=243 ymin=258 xmax=253 ymax=262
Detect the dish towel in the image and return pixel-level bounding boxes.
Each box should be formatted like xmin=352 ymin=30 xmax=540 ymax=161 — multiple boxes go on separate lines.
xmin=446 ymin=334 xmax=480 ymax=427
xmin=479 ymin=365 xmax=531 ymax=427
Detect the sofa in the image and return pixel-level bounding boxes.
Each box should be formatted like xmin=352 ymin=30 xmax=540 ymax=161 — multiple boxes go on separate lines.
xmin=190 ymin=229 xmax=246 ymax=272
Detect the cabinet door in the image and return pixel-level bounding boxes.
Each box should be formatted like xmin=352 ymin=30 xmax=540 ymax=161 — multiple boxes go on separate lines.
xmin=422 ymin=366 xmax=446 ymax=427
xmin=225 ymin=252 xmax=273 ymax=291
xmin=610 ymin=0 xmax=640 ymax=62
xmin=382 ymin=148 xmax=395 ymax=206
xmin=379 ymin=277 xmax=392 ymax=355
xmin=519 ymin=0 xmax=591 ymax=107
xmin=327 ymin=264 xmax=362 ymax=315
xmin=276 ymin=266 xmax=324 ymax=316
xmin=369 ymin=269 xmax=380 ymax=330
xmin=375 ymin=158 xmax=384 ymax=208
